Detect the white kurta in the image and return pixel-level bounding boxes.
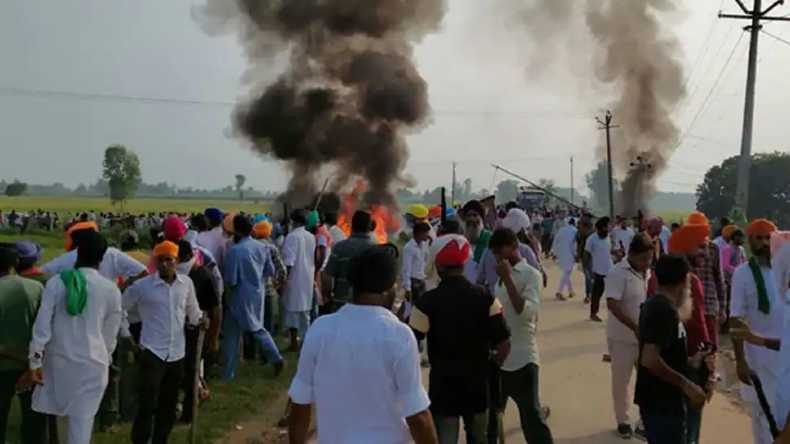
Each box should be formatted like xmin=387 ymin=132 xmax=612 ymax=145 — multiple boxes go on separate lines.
xmin=552 ymin=225 xmax=578 ymax=271
xmin=29 ymin=268 xmax=123 ymax=418
xmin=281 ymin=227 xmax=316 ymax=312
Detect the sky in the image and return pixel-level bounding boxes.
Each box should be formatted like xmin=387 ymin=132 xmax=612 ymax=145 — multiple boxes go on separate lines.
xmin=2 ymin=0 xmax=790 ymax=196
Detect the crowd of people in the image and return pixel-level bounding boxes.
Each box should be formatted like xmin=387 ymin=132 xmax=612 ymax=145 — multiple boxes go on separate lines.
xmin=2 ymin=199 xmax=790 ymax=444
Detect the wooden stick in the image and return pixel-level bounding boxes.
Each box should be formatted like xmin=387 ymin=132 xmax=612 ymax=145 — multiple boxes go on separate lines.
xmin=189 ymin=328 xmax=207 ymax=444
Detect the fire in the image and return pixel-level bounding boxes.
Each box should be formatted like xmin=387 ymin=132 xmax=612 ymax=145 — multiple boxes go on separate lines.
xmin=334 ymin=181 xmax=399 ymax=244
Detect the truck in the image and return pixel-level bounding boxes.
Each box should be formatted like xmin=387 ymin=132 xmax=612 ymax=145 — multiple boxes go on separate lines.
xmin=516 ymin=186 xmax=546 ymax=213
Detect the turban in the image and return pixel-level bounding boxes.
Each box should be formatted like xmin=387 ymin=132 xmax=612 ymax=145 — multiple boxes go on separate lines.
xmin=204 ymin=208 xmax=224 ymax=224
xmin=153 ymin=241 xmax=179 ymax=258
xmin=14 ymin=240 xmax=42 ymax=266
xmin=668 ymin=224 xmax=710 ymax=254
xmin=747 ymin=219 xmax=777 ymax=237
xmin=502 ymin=208 xmax=531 ymax=234
xmin=223 ymin=213 xmax=237 ymax=234
xmin=647 ymin=217 xmax=664 ymax=233
xmin=306 ymin=210 xmax=320 ymax=230
xmin=445 ymin=207 xmax=457 ymax=219
xmin=432 ymin=234 xmax=471 ymax=267
xmin=462 ymin=200 xmax=485 ymax=218
xmin=428 ymin=206 xmax=442 ymax=219
xmin=687 ymin=211 xmax=709 ymax=226
xmin=65 ymin=221 xmax=98 ymax=251
xmin=253 ymin=214 xmax=269 ymax=225
xmin=721 ymin=224 xmax=739 ymax=241
xmin=406 ymin=204 xmax=429 ymax=219
xmin=254 ymin=220 xmax=273 ymax=239
xmin=163 ymin=216 xmax=187 ymax=242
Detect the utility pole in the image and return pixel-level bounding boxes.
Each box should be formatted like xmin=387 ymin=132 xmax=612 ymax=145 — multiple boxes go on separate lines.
xmin=720 ymin=0 xmax=789 ymax=218
xmin=596 ymin=110 xmax=618 ymax=220
xmin=451 ymin=161 xmax=457 ymax=205
xmin=570 ymin=156 xmax=575 ymax=206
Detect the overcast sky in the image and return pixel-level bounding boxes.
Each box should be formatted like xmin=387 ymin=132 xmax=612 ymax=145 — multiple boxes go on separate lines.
xmin=2 ymin=0 xmax=789 ymax=195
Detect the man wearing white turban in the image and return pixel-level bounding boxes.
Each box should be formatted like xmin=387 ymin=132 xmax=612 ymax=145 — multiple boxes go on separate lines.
xmin=552 ymin=219 xmax=578 ymax=300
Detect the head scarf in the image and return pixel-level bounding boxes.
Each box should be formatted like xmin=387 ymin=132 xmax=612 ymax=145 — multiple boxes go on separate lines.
xmin=254 ymin=220 xmax=273 ymax=239
xmin=223 ymin=213 xmax=237 ymax=234
xmin=502 ymin=208 xmax=531 ymax=234
xmin=668 ymin=224 xmax=710 ymax=254
xmin=60 ymin=269 xmax=88 ymax=316
xmin=434 ymin=235 xmax=471 ymax=268
xmin=64 ymin=221 xmax=98 ymax=251
xmin=462 ymin=200 xmax=485 ymax=219
xmin=687 ymin=211 xmax=709 ymax=226
xmin=722 ymin=224 xmax=738 ymax=241
xmin=428 ymin=206 xmax=442 ymax=220
xmin=204 ymin=208 xmax=224 ymax=224
xmin=406 ymin=204 xmax=429 ymax=219
xmin=253 ymin=214 xmax=269 ymax=225
xmin=746 ymin=219 xmax=777 ymax=237
xmin=14 ymin=240 xmax=42 ymax=267
xmin=153 ymin=241 xmax=179 ymax=258
xmin=163 ymin=216 xmax=187 ymax=242
xmin=305 ymin=210 xmax=320 ymax=231
xmin=646 ymin=217 xmax=664 ymax=234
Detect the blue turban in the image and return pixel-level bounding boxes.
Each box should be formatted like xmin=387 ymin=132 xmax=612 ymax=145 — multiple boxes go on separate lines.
xmin=14 ymin=240 xmax=42 ymax=266
xmin=253 ymin=214 xmax=270 ymax=225
xmin=204 ymin=208 xmax=224 ymax=224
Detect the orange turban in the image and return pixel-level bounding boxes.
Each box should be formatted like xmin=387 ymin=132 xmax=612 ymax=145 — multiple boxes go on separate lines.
xmin=153 ymin=241 xmax=179 ymax=258
xmin=223 ymin=213 xmax=237 ymax=234
xmin=64 ymin=221 xmax=99 ymax=250
xmin=253 ymin=220 xmax=273 ymax=239
xmin=721 ymin=224 xmax=738 ymax=241
xmin=687 ymin=211 xmax=709 ymax=226
xmin=668 ymin=224 xmax=710 ymax=254
xmin=747 ymin=219 xmax=777 ymax=237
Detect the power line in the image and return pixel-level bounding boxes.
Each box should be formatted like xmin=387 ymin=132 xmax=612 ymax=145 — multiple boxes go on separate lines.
xmin=761 ymin=28 xmax=790 ymax=47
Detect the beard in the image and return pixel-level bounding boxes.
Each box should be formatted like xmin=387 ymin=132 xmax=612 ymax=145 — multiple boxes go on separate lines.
xmin=677 ymin=288 xmax=694 ymax=322
xmin=465 ymin=222 xmax=482 ymax=242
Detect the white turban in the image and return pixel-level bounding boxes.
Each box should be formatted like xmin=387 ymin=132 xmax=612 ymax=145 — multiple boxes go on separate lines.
xmin=502 ymin=208 xmax=531 ymax=234
xmin=772 ymin=231 xmax=790 ymax=297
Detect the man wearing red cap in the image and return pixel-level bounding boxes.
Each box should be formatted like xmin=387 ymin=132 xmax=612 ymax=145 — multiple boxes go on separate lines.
xmin=410 ymin=234 xmax=510 ymax=444
xmin=730 ymin=219 xmax=782 ymax=444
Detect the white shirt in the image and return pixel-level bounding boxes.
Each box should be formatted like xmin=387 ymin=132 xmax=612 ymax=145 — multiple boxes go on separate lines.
xmin=659 ymin=226 xmax=671 ymax=254
xmin=497 ymin=260 xmax=542 ymax=371
xmin=605 ymin=259 xmax=648 ymax=344
xmin=611 ymin=227 xmax=635 ymax=254
xmin=329 ymin=225 xmax=347 ymax=245
xmin=282 ymin=227 xmax=317 ymax=312
xmin=289 ymin=304 xmax=430 ymax=444
xmin=585 ymin=233 xmax=614 ymax=276
xmin=731 ymin=263 xmax=784 ymax=402
xmin=401 ymin=239 xmax=428 ymax=291
xmin=551 ymin=225 xmax=577 ymax=270
xmin=195 ymin=227 xmax=228 ymax=270
xmin=123 ymin=273 xmax=202 ymax=362
xmin=774 ymin=289 xmax=790 ymax=430
xmin=42 ymin=247 xmax=146 ymax=282
xmin=29 ymin=268 xmax=123 ymax=417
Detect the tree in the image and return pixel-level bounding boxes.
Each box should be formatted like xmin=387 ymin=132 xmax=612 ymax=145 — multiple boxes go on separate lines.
xmin=585 ymin=161 xmax=619 ymax=214
xmin=697 ymin=152 xmax=790 ymax=227
xmin=235 ymin=174 xmax=247 ymax=201
xmin=495 ymin=179 xmax=520 ymax=203
xmin=102 ymin=145 xmax=141 ymax=208
xmin=4 ymin=180 xmax=28 ymax=196
xmin=538 ymin=178 xmax=558 ymax=207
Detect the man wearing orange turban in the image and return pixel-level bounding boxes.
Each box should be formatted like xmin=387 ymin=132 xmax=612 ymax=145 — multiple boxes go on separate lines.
xmin=730 ymin=218 xmax=782 ymax=444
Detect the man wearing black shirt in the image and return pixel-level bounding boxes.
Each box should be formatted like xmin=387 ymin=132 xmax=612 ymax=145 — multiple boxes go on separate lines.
xmin=635 ymin=255 xmax=709 ymax=443
xmin=410 ymin=234 xmax=511 ymax=444
xmin=177 ymin=241 xmax=221 ymax=423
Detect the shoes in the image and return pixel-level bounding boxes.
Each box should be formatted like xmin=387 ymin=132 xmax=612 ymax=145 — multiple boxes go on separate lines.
xmin=602 ymin=354 xmax=611 ymax=363
xmin=633 ymin=424 xmax=647 ymax=441
xmin=584 ymin=296 xmax=591 ymax=304
xmin=540 ymin=406 xmax=551 ymax=421
xmin=617 ymin=423 xmax=633 ymax=439
xmin=555 ymin=293 xmax=567 ymax=301
xmin=569 ymin=293 xmax=576 ymax=299
xmin=590 ymin=314 xmax=603 ymax=322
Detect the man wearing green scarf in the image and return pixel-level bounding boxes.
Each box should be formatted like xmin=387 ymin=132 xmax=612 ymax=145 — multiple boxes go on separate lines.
xmin=26 ymin=231 xmax=123 ymax=444
xmin=461 ymin=200 xmax=491 ymax=284
xmin=730 ymin=219 xmax=783 ymax=444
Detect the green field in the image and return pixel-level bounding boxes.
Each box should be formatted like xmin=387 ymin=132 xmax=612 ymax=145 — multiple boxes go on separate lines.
xmin=0 ymin=196 xmax=271 ymax=215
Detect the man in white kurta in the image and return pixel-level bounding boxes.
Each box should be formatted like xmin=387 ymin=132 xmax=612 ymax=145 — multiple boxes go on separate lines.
xmin=552 ymin=220 xmax=578 ymax=299
xmin=28 ymin=232 xmax=123 ymax=444
xmin=730 ymin=220 xmax=783 ymax=444
xmin=281 ymin=211 xmax=316 ymax=351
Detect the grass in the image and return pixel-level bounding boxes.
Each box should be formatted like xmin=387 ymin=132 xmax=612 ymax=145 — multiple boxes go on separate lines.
xmin=0 ymin=196 xmax=271 ymax=215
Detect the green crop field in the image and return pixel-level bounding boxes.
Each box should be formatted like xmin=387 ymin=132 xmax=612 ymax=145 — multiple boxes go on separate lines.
xmin=0 ymin=196 xmax=271 ymax=216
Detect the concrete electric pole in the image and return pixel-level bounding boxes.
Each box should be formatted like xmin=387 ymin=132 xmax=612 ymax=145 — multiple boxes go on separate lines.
xmin=720 ymin=0 xmax=789 ymax=218
xmin=596 ymin=110 xmax=619 ymax=219
xmin=570 ymin=156 xmax=575 ymax=206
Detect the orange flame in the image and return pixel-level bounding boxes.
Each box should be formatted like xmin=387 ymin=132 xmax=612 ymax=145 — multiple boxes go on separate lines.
xmin=334 ymin=181 xmax=399 ymax=244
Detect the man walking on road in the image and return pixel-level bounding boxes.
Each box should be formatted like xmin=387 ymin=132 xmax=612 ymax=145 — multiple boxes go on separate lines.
xmin=325 ymin=210 xmax=376 ymax=313
xmin=281 ymin=210 xmax=317 ymax=351
xmin=410 ymin=234 xmax=511 ymax=444
xmin=585 ymin=217 xmax=614 ymax=322
xmin=489 ymin=228 xmax=554 ymax=444
xmin=730 ymin=219 xmax=782 ymax=444
xmin=288 ymin=245 xmax=438 ymax=444
xmin=605 ymin=234 xmax=653 ymax=439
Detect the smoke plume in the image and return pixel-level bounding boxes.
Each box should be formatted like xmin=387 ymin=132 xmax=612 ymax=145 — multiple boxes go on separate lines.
xmin=195 ymin=0 xmax=446 ymax=208
xmin=504 ymin=0 xmax=686 ymax=216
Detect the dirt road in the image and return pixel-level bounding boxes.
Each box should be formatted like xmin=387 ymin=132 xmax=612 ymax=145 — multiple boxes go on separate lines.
xmin=492 ymin=262 xmax=751 ymax=444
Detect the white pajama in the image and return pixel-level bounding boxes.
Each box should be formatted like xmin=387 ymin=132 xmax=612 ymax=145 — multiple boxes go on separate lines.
xmin=56 ymin=415 xmax=94 ymax=444
xmin=608 ymin=338 xmax=639 ymax=425
xmin=557 ymin=268 xmax=574 ymax=295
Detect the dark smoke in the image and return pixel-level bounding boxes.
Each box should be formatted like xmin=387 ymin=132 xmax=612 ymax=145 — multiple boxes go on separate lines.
xmin=195 ymin=0 xmax=446 ymax=208
xmin=504 ymin=0 xmax=686 ymax=216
